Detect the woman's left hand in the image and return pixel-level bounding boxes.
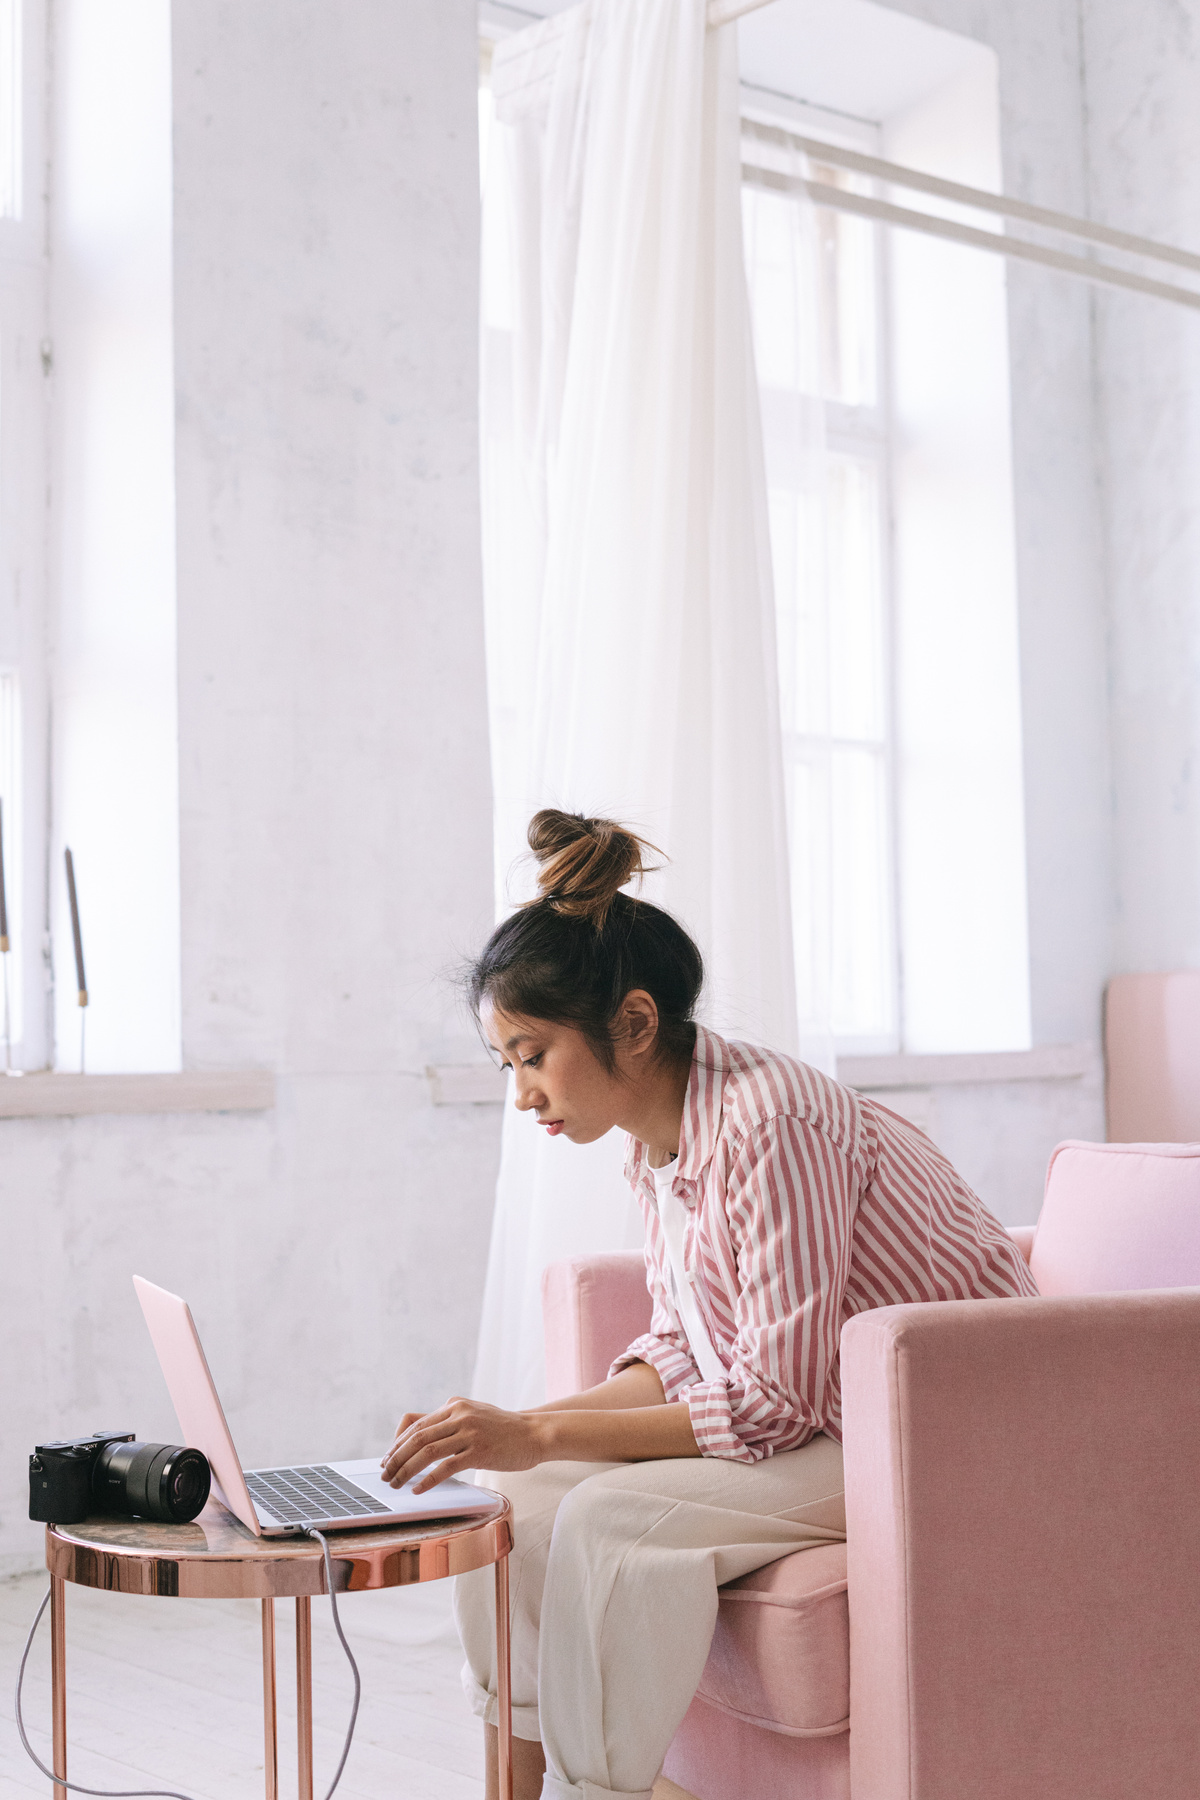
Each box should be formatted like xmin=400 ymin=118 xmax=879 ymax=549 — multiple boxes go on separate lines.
xmin=381 ymin=1397 xmax=545 ymax=1493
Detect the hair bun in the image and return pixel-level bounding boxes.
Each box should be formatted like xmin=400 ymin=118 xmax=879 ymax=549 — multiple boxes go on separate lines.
xmin=527 ymin=810 xmax=659 ymax=930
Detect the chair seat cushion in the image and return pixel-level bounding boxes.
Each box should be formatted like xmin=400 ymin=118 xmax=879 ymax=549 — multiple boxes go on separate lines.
xmin=696 ymin=1542 xmax=849 ymax=1737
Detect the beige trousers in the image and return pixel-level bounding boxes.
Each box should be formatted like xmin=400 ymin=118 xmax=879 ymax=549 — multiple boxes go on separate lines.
xmin=453 ymin=1436 xmax=846 ymax=1800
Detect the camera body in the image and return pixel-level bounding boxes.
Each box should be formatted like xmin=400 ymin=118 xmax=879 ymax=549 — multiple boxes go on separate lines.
xmin=29 ymin=1431 xmax=133 ymax=1523
xmin=29 ymin=1431 xmax=211 ymax=1526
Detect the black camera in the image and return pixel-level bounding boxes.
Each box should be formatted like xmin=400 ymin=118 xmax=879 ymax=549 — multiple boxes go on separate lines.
xmin=29 ymin=1431 xmax=211 ymax=1526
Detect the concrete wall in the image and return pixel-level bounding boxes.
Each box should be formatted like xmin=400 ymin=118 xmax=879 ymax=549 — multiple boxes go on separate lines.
xmin=1079 ymin=0 xmax=1200 ymax=975
xmin=0 ymin=0 xmax=498 ymax=1577
xmin=861 ymin=1051 xmax=1105 ymax=1227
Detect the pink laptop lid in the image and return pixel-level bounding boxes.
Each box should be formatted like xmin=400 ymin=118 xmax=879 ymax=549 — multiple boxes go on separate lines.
xmin=132 ymin=1275 xmax=261 ymax=1535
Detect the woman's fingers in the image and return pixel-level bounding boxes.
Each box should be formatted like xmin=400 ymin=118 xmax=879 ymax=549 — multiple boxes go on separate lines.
xmin=381 ymin=1397 xmax=531 ymax=1489
xmin=411 ymin=1451 xmax=474 ymax=1495
xmin=391 ymin=1403 xmax=452 ymax=1444
xmin=383 ymin=1404 xmax=455 ymax=1471
xmin=382 ymin=1416 xmax=467 ymax=1485
xmin=386 ymin=1432 xmax=471 ymax=1489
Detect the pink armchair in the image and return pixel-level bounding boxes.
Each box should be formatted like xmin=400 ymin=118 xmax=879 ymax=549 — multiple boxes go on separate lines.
xmin=541 ymin=1140 xmax=1200 ymax=1800
xmin=1104 ymin=970 xmax=1200 ymax=1141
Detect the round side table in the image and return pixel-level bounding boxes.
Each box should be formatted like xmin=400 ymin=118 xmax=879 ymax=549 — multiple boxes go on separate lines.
xmin=44 ymin=1494 xmax=513 ymax=1800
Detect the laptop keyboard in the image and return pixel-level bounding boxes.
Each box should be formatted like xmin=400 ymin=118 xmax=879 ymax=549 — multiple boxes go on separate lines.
xmin=244 ymin=1465 xmax=392 ymax=1526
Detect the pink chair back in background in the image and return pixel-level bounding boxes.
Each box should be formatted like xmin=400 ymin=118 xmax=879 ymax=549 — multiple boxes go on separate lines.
xmin=542 ymin=1252 xmax=652 ymax=1399
xmin=1105 ymin=969 xmax=1200 ymax=1141
xmin=1030 ymin=1139 xmax=1200 ymax=1296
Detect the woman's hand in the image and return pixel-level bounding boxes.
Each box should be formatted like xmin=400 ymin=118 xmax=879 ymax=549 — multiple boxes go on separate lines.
xmin=381 ymin=1366 xmax=699 ymax=1489
xmin=381 ymin=1397 xmax=546 ymax=1494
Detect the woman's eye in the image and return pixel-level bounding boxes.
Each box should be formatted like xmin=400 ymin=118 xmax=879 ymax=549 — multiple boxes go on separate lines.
xmin=522 ymin=1054 xmax=542 ymax=1068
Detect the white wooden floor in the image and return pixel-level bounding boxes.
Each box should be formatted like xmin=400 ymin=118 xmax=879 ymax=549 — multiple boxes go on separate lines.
xmin=0 ymin=1567 xmax=481 ymax=1799
xmin=0 ymin=1572 xmax=699 ymax=1800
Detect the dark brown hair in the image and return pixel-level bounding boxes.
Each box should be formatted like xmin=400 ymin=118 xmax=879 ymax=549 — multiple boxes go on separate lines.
xmin=467 ymin=810 xmax=703 ymax=1071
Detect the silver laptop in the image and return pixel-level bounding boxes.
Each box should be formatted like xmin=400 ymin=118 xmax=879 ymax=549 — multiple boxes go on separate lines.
xmin=133 ymin=1274 xmax=496 ymax=1537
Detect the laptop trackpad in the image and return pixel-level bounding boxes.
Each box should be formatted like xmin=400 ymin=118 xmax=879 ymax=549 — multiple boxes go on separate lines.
xmin=330 ymin=1457 xmax=494 ymax=1514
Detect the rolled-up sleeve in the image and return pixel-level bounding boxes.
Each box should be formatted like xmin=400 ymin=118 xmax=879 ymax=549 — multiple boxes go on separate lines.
xmin=609 ymin=1329 xmax=700 ymax=1400
xmin=682 ymin=1117 xmax=856 ymax=1462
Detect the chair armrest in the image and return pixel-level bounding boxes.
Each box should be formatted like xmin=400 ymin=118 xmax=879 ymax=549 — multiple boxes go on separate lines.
xmin=841 ymin=1290 xmax=1200 ymax=1800
xmin=1006 ymin=1223 xmax=1035 ymax=1263
xmin=541 ymin=1251 xmax=651 ymax=1399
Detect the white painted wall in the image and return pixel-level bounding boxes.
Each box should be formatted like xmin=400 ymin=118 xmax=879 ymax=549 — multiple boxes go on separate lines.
xmin=1079 ymin=0 xmax=1200 ymax=977
xmin=0 ymin=0 xmax=498 ymax=1577
xmin=859 ymin=1054 xmax=1105 ymax=1226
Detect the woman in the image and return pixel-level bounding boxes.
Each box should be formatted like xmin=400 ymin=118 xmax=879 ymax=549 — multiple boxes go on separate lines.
xmin=382 ymin=810 xmax=1037 ymax=1800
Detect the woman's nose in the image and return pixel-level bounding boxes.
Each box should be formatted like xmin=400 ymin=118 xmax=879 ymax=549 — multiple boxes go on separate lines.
xmin=513 ymin=1072 xmax=544 ymax=1112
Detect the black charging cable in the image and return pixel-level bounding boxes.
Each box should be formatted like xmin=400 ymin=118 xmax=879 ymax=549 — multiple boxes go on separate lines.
xmin=302 ymin=1525 xmax=362 ymax=1798
xmin=14 ymin=1526 xmax=361 ymax=1800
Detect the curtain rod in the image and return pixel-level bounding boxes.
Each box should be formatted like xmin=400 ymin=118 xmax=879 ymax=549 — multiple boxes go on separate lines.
xmin=744 ymin=121 xmax=1200 ymax=276
xmin=483 ymin=0 xmax=781 ymax=28
xmin=744 ymin=165 xmax=1200 ymax=312
xmin=489 ymin=2 xmax=1200 ymax=307
xmin=707 ymin=0 xmax=776 ymax=22
xmin=482 ymin=0 xmax=779 ymax=25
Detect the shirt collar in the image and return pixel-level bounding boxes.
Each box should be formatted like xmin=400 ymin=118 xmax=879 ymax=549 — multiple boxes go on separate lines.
xmin=623 ymin=1023 xmax=730 ymax=1190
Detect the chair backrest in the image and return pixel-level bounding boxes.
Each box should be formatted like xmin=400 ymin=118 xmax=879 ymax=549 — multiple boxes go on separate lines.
xmin=1105 ymin=970 xmax=1200 ymax=1141
xmin=542 ymin=1251 xmax=651 ymax=1399
xmin=1030 ymin=1139 xmax=1200 ymax=1296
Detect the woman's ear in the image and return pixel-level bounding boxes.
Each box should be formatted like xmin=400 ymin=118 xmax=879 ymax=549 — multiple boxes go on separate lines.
xmin=619 ymin=989 xmax=660 ymax=1061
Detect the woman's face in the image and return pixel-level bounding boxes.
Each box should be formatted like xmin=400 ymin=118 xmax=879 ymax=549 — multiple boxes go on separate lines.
xmin=482 ymin=1003 xmax=637 ymax=1144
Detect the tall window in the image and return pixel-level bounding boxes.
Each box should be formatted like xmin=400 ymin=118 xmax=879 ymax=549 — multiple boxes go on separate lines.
xmin=0 ymin=0 xmax=48 ymax=1068
xmin=477 ymin=24 xmax=1031 ymax=1059
xmin=742 ymin=108 xmax=897 ymax=1054
xmin=0 ymin=0 xmax=22 ymax=1053
xmin=0 ymin=671 xmax=19 ymax=1050
xmin=0 ymin=0 xmax=19 ymax=220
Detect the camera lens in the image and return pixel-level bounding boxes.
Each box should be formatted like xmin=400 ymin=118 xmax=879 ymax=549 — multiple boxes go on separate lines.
xmin=161 ymin=1449 xmax=211 ymax=1522
xmin=93 ymin=1440 xmax=211 ymax=1524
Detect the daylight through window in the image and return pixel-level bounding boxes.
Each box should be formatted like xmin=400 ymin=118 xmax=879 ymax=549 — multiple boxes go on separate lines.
xmin=743 ymin=115 xmax=897 ymax=1053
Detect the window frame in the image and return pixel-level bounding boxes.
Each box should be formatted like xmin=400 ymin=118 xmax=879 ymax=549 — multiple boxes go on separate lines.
xmin=741 ymin=90 xmax=903 ymax=1056
xmin=0 ymin=0 xmax=50 ymax=1068
xmin=476 ymin=23 xmax=1030 ymax=1060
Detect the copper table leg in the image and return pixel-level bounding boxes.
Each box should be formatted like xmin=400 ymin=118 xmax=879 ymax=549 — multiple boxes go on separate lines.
xmin=44 ymin=1496 xmax=512 ymax=1798
xmin=495 ymin=1553 xmax=513 ymax=1800
xmin=261 ymin=1598 xmax=278 ymax=1800
xmin=50 ymin=1574 xmax=67 ymax=1799
xmin=296 ymin=1595 xmax=314 ymax=1800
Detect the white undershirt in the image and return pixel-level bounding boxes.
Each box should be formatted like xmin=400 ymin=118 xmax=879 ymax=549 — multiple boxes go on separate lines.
xmin=651 ymin=1160 xmax=726 ymax=1385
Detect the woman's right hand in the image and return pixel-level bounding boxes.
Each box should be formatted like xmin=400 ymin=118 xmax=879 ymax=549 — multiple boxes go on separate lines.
xmin=381 ymin=1396 xmax=546 ymax=1494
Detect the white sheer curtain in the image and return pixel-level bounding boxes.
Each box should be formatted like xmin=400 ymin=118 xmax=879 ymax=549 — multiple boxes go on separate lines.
xmin=473 ymin=0 xmax=797 ymax=1408
xmin=741 ymin=132 xmax=846 ymax=1075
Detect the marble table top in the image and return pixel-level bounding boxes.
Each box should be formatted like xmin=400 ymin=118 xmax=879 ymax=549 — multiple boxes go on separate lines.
xmin=46 ymin=1492 xmax=511 ymax=1598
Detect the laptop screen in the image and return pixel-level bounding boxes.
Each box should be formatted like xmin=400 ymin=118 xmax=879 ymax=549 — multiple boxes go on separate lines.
xmin=133 ymin=1275 xmax=262 ymax=1534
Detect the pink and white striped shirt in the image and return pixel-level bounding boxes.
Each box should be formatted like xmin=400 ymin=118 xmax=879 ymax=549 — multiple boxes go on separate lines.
xmin=611 ymin=1026 xmax=1038 ymax=1463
